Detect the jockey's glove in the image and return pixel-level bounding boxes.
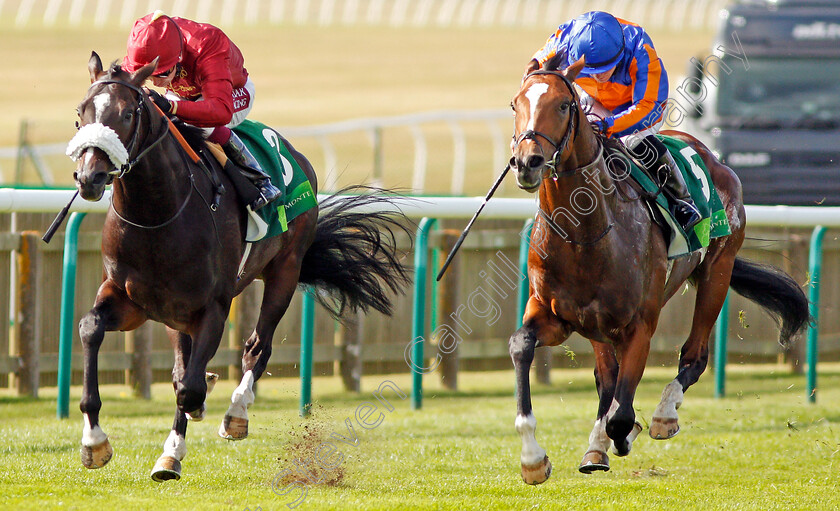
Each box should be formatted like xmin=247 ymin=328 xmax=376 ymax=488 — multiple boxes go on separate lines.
xmin=147 ymin=89 xmax=173 ymax=116
xmin=593 ymin=118 xmax=609 ymax=135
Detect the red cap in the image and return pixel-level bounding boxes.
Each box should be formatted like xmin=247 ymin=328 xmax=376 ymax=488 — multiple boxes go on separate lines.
xmin=123 ymin=11 xmax=181 ymax=74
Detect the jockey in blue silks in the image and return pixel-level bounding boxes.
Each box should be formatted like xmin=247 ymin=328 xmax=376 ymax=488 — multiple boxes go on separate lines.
xmin=526 ymin=11 xmax=701 ymax=233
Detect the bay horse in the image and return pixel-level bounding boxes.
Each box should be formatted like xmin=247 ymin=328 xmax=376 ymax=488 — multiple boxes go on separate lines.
xmin=70 ymin=52 xmax=410 ymax=481
xmin=508 ymin=59 xmax=810 ymax=484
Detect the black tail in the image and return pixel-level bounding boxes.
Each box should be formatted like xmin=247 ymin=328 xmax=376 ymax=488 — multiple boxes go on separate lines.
xmin=299 ymin=186 xmax=413 ymax=319
xmin=728 ymin=257 xmax=812 ymax=346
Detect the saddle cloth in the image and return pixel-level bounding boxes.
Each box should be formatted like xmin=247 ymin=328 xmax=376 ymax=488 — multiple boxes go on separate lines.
xmin=623 ymin=135 xmax=731 ymax=259
xmin=229 ymin=119 xmax=318 ymax=241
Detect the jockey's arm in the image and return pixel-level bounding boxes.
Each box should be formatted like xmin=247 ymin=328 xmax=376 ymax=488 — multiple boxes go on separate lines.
xmin=605 ymin=44 xmax=667 ymax=137
xmin=170 ymin=48 xmax=235 ymax=128
xmin=172 ymin=78 xmax=234 ymax=127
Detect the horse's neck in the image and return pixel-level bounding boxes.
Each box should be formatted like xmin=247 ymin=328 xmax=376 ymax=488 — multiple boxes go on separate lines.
xmin=112 ymin=136 xmax=194 ymax=219
xmin=538 ymin=140 xmax=616 ymax=235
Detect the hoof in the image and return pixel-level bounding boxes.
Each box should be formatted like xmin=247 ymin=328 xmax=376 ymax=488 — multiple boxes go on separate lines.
xmin=218 ymin=415 xmax=248 ymax=440
xmin=151 ymin=456 xmax=182 ymax=482
xmin=579 ymin=450 xmax=609 ymax=473
xmin=612 ymin=421 xmax=643 ymax=457
xmin=649 ymin=417 xmax=680 ymax=440
xmin=205 ymin=372 xmax=219 ymax=394
xmin=186 ymin=404 xmax=205 ymax=422
xmin=521 ymin=455 xmax=552 ymax=485
xmin=80 ymin=438 xmax=113 ymax=469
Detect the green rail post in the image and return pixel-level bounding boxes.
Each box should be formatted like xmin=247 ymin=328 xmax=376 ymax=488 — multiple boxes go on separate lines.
xmin=411 ymin=217 xmax=437 ymax=410
xmin=806 ymin=226 xmax=826 ymax=404
xmin=57 ymin=212 xmax=86 ymax=419
xmin=517 ymin=219 xmax=534 ymax=328
xmin=714 ymin=292 xmax=730 ymax=398
xmin=300 ymin=288 xmax=315 ymax=417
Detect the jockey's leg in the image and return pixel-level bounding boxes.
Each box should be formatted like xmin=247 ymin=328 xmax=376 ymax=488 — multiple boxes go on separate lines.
xmin=625 ymin=133 xmax=701 ymax=233
xmin=210 ymin=126 xmax=282 ymax=211
xmin=658 ymin=150 xmax=702 ymax=232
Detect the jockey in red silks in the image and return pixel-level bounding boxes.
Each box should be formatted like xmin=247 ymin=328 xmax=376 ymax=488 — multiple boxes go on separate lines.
xmin=525 ymin=11 xmax=701 ymax=233
xmin=122 ymin=10 xmax=281 ymax=211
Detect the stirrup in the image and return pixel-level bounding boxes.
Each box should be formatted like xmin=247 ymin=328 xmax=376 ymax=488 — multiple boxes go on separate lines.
xmin=671 ymin=200 xmax=702 ymax=232
xmin=249 ymin=181 xmax=282 ymax=211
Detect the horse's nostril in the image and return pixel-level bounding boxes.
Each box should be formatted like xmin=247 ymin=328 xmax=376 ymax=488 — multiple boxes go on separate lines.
xmin=527 ymin=154 xmax=545 ymax=170
xmin=509 ymin=156 xmax=517 ymax=169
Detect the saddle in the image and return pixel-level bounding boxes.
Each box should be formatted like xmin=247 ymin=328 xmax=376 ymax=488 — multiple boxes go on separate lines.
xmin=601 ymin=135 xmax=731 ymax=259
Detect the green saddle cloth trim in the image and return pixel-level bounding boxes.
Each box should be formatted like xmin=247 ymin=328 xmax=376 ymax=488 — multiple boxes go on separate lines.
xmin=232 ymin=120 xmax=317 ymax=238
xmin=627 ymin=135 xmax=731 ymax=259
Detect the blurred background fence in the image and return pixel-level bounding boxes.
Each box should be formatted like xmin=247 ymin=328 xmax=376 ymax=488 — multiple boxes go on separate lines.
xmin=4 ymin=0 xmax=728 ymax=30
xmin=2 ymin=206 xmax=838 ymax=397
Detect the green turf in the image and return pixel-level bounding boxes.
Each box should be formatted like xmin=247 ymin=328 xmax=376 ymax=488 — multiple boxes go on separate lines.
xmin=2 ymin=365 xmax=840 ymax=510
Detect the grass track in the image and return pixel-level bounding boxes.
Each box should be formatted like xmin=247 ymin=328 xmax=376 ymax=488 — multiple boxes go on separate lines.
xmin=2 ymin=365 xmax=840 ymax=510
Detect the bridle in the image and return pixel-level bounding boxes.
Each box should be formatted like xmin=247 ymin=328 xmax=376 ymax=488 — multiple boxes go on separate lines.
xmin=512 ymin=70 xmax=603 ymax=180
xmin=514 ymin=70 xmax=614 ymax=245
xmin=84 ymin=79 xmax=170 ymax=179
xmin=80 ymin=78 xmax=196 ymax=230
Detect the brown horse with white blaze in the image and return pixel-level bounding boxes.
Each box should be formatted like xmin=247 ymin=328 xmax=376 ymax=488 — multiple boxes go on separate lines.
xmin=507 ymin=59 xmax=810 ymax=484
xmin=71 ymin=52 xmax=410 ymax=481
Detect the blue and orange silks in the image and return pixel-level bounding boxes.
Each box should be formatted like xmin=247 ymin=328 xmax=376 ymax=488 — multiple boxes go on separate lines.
xmin=532 ymin=15 xmax=669 ymax=139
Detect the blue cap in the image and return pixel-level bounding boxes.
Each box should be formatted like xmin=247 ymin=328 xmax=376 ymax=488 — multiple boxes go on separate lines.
xmin=568 ymin=11 xmax=625 ymax=74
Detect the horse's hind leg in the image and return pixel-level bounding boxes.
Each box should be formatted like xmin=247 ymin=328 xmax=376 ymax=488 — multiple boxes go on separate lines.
xmin=221 ymin=258 xmax=301 ymax=440
xmin=651 ymin=245 xmax=739 ymax=439
xmin=579 ymin=341 xmax=642 ymax=472
xmin=151 ymin=410 xmax=188 ymax=482
xmin=79 ymin=282 xmax=145 ymax=469
xmin=580 ymin=342 xmax=616 ymax=473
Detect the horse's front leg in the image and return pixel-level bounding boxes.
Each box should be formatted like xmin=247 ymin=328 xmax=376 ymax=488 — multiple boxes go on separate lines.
xmin=177 ymin=303 xmax=229 ymax=416
xmin=79 ymin=282 xmax=145 ymax=469
xmin=606 ymin=326 xmax=652 ymax=455
xmin=221 ymin=259 xmax=301 ymax=440
xmin=511 ymin=299 xmax=568 ymax=485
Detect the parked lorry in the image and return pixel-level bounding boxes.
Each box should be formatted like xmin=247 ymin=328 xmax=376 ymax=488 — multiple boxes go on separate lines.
xmin=679 ymin=0 xmax=840 ymax=205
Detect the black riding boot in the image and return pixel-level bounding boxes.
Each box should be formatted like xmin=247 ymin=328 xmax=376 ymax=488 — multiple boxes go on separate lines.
xmin=656 ymin=152 xmax=702 ymax=233
xmin=223 ymin=132 xmax=282 ymax=211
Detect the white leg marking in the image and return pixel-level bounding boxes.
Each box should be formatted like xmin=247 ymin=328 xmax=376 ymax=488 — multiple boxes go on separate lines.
xmin=161 ymin=429 xmax=187 ymax=461
xmin=225 ymin=370 xmax=255 ymax=419
xmin=653 ymin=379 xmax=684 ymax=420
xmin=525 ymin=83 xmax=549 ymax=132
xmin=515 ymin=413 xmax=547 ymax=465
xmin=586 ymin=417 xmax=611 ymax=454
xmin=82 ymin=414 xmax=108 ymax=447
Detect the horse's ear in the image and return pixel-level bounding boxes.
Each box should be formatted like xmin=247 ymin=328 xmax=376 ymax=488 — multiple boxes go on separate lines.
xmin=564 ymin=57 xmax=586 ymax=81
xmin=130 ymin=57 xmax=159 ymax=86
xmin=88 ymin=51 xmax=104 ymax=83
xmin=542 ymin=52 xmax=566 ymax=72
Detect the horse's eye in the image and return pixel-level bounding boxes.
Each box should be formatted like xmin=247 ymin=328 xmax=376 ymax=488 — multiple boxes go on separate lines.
xmin=559 ymin=102 xmax=570 ymax=112
xmin=123 ymin=111 xmax=134 ymax=122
